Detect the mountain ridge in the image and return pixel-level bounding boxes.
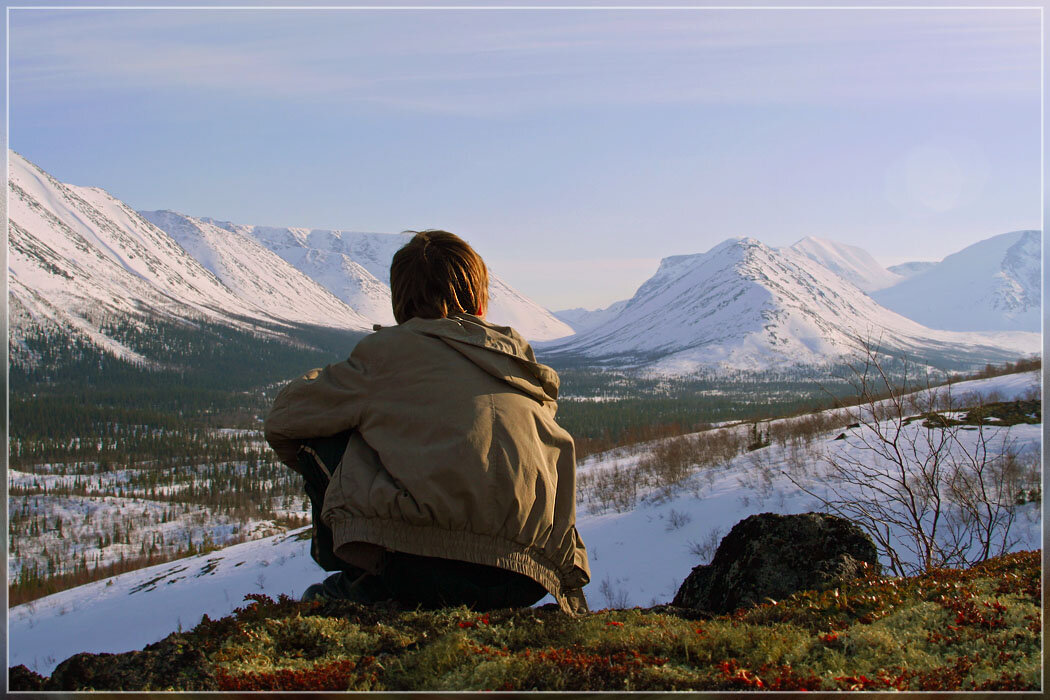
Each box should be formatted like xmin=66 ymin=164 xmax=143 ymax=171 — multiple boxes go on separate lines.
xmin=10 ymin=150 xmax=1040 ymax=374
xmin=788 ymin=236 xmax=903 ymax=292
xmin=872 ymin=230 xmax=1041 ymax=333
xmin=542 ymin=237 xmax=1038 ymax=372
xmin=148 ymin=212 xmax=576 ymax=340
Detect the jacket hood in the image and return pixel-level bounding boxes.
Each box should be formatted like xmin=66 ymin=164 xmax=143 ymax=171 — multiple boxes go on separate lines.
xmin=405 ymin=313 xmax=560 ymax=403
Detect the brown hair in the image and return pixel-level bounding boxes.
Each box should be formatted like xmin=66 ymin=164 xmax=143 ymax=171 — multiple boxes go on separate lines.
xmin=390 ymin=230 xmax=489 ymax=324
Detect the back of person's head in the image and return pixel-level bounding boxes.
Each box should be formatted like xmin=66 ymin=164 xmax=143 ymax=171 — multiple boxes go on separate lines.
xmin=390 ymin=230 xmax=489 ymax=324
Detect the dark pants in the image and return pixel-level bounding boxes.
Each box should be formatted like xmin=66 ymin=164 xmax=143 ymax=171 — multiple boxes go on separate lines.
xmin=296 ymin=432 xmax=547 ymax=610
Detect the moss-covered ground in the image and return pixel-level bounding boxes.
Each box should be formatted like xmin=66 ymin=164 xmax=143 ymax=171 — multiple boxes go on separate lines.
xmin=13 ymin=550 xmax=1042 ymax=691
xmin=919 ymin=399 xmax=1041 ymax=429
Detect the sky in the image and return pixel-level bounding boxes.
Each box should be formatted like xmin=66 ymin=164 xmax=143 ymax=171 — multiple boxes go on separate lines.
xmin=6 ymin=3 xmax=1042 ymax=310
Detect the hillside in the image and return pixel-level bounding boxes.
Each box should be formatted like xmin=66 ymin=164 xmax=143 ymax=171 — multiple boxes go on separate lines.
xmin=9 ymin=370 xmax=1040 ymax=678
xmin=8 ymin=151 xmax=374 ymax=389
xmin=10 ymin=550 xmax=1041 ymax=691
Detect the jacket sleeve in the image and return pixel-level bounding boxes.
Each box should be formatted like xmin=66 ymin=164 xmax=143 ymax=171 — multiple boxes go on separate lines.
xmin=264 ymin=351 xmax=371 ymax=471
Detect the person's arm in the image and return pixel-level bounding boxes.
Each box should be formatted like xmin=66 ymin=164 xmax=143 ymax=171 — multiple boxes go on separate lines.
xmin=264 ymin=353 xmax=370 ymax=471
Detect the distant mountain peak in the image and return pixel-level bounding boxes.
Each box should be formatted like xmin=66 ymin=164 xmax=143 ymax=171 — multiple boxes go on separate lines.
xmin=159 ymin=214 xmax=572 ymax=340
xmin=9 ymin=152 xmax=376 ymax=367
xmin=544 ymin=234 xmax=1038 ymax=372
xmin=788 ymin=236 xmax=903 ymax=293
xmin=872 ymin=230 xmax=1041 ymax=333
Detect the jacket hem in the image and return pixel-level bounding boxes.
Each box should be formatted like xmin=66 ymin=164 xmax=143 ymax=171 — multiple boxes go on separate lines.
xmin=329 ymin=515 xmax=585 ymax=615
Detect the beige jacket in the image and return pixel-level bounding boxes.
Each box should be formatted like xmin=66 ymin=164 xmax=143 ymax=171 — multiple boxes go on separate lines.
xmin=265 ymin=313 xmax=590 ymax=614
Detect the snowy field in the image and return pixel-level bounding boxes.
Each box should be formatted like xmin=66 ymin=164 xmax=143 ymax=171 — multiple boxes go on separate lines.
xmin=7 ymin=371 xmax=1042 ymax=675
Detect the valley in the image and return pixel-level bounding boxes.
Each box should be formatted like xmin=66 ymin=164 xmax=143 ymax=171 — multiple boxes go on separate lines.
xmin=5 ymin=150 xmax=1043 ymax=683
xmin=7 ymin=367 xmax=1041 ymax=678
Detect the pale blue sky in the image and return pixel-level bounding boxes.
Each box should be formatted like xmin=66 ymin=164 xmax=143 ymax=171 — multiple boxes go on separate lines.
xmin=8 ymin=5 xmax=1042 ymax=309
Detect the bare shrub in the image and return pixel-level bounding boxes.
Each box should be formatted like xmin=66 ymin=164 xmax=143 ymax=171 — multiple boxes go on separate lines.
xmin=686 ymin=527 xmax=723 ymax=563
xmin=782 ymin=442 xmax=813 ymax=481
xmin=637 ymin=436 xmax=697 ymax=500
xmin=665 ymin=508 xmax=692 ymax=532
xmin=599 ymin=575 xmax=631 ymax=609
xmin=700 ymin=428 xmax=745 ymax=467
xmin=738 ymin=449 xmax=777 ymax=504
xmin=635 ymin=425 xmax=753 ymax=502
xmin=787 ymin=340 xmax=1036 ymax=577
xmin=579 ymin=463 xmax=640 ymax=514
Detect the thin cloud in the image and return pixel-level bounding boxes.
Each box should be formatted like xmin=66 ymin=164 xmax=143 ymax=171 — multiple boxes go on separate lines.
xmin=10 ymin=7 xmax=1040 ymax=116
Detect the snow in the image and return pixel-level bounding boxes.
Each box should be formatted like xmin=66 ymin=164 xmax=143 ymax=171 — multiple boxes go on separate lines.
xmin=9 ymin=148 xmax=569 ymax=365
xmin=8 ymin=371 xmax=1040 ymax=676
xmin=873 ymin=230 xmax=1041 ymax=333
xmin=554 ymin=300 xmax=629 ymax=334
xmin=187 ymin=216 xmax=575 ymax=341
xmin=8 ymin=151 xmax=373 ymax=364
xmin=13 ymin=148 xmax=1036 ymax=365
xmin=8 ymin=531 xmax=322 ymax=675
xmin=487 ymin=276 xmax=576 ymax=341
xmin=789 ymin=236 xmax=904 ymax=292
xmin=542 ymin=236 xmax=1040 ymax=372
xmin=5 ymin=153 xmax=1043 ymax=675
xmin=6 ymin=492 xmax=284 ymax=580
xmin=137 ymin=210 xmax=371 ymax=330
xmin=888 ymin=260 xmax=938 ymax=279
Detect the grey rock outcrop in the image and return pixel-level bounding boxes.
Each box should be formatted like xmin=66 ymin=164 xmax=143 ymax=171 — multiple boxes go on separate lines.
xmin=672 ymin=512 xmax=879 ymax=613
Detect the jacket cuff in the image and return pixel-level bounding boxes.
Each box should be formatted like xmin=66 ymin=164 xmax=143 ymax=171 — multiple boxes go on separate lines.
xmin=558 ymin=587 xmax=589 ymax=616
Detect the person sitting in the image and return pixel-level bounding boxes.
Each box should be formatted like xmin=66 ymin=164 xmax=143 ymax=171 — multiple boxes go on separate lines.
xmin=264 ymin=230 xmax=590 ymax=614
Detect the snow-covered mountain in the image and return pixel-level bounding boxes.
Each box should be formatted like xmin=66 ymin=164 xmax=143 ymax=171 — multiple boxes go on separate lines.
xmin=872 ymin=230 xmax=1041 ymax=333
xmin=542 ymin=237 xmax=1039 ymax=372
xmin=887 ymin=260 xmax=938 ymax=279
xmin=197 ymin=220 xmax=405 ymax=326
xmin=145 ymin=214 xmax=575 ymax=341
xmin=789 ymin=236 xmax=903 ymax=292
xmin=129 ymin=210 xmax=375 ymax=329
xmin=554 ymin=300 xmax=629 ymax=334
xmin=486 ymin=275 xmax=577 ymax=340
xmin=7 ymin=152 xmax=371 ymax=366
xmin=9 ymin=370 xmax=1040 ymax=676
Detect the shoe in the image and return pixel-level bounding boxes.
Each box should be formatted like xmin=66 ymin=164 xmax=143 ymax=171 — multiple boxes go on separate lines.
xmin=302 ymin=582 xmax=327 ymax=602
xmin=302 ymin=572 xmax=389 ymax=604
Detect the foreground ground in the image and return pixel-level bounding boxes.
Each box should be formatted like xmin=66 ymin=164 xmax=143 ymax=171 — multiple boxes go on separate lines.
xmin=11 ymin=550 xmax=1041 ymax=691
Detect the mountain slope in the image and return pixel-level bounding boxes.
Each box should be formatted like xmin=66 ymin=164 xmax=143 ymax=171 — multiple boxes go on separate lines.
xmin=174 ymin=217 xmax=575 ymax=340
xmin=9 ymin=154 xmax=239 ymax=331
xmin=9 ymin=154 xmax=248 ymax=366
xmin=888 ymin=260 xmax=938 ymax=279
xmin=137 ymin=210 xmax=373 ymax=328
xmin=198 ymin=221 xmax=404 ymax=325
xmin=543 ymin=237 xmax=1039 ymax=372
xmin=554 ymin=300 xmax=629 ymax=334
xmin=872 ymin=230 xmax=1041 ymax=333
xmin=789 ymin=236 xmax=903 ymax=292
xmin=8 ymin=152 xmax=370 ymax=375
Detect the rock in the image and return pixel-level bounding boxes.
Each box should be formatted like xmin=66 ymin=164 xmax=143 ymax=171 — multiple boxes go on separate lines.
xmin=45 ymin=633 xmax=217 ymax=691
xmin=8 ymin=664 xmax=47 ymax=691
xmin=672 ymin=512 xmax=879 ymax=613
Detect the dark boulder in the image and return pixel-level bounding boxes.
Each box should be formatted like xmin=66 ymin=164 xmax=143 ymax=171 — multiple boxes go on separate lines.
xmin=8 ymin=664 xmax=47 ymax=691
xmin=672 ymin=512 xmax=879 ymax=614
xmin=44 ymin=633 xmax=216 ymax=691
